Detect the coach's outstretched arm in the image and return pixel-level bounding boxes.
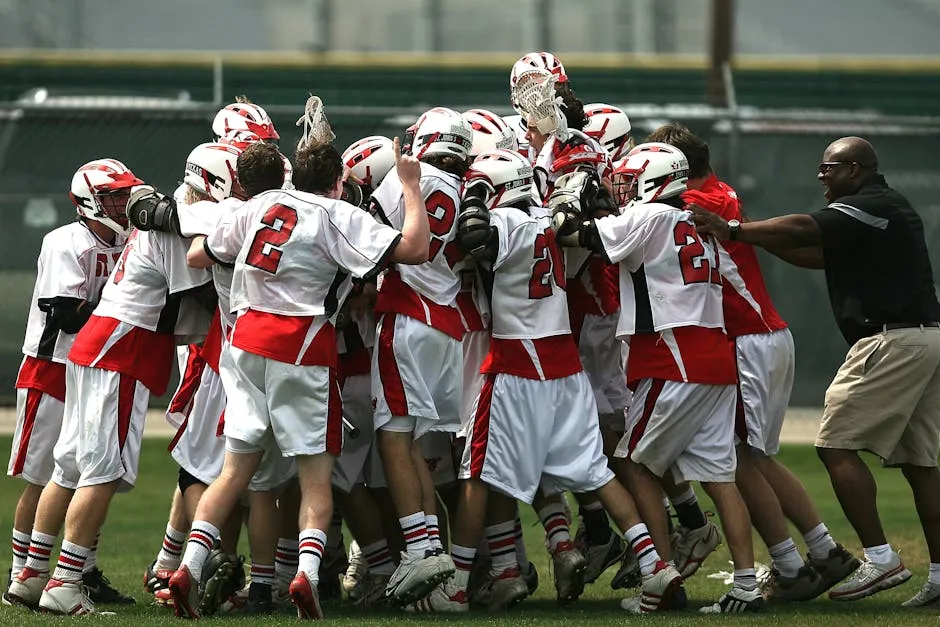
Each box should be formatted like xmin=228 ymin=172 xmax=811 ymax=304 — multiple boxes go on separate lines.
xmin=389 ymin=136 xmax=430 ymax=264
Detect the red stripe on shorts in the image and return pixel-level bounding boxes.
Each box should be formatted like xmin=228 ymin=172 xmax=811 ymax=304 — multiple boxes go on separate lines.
xmin=469 ymin=374 xmax=496 ymax=478
xmin=167 ymin=345 xmax=205 ymax=415
xmin=117 ymin=374 xmax=136 ymax=450
xmin=326 ymin=367 xmax=343 ymax=455
xmin=378 ymin=314 xmax=408 ymax=417
xmin=627 ymin=379 xmax=665 ymax=454
xmin=12 ymin=389 xmax=43 ymax=476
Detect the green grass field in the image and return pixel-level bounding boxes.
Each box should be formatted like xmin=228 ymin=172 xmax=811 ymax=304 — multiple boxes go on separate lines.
xmin=0 ymin=439 xmax=935 ymax=626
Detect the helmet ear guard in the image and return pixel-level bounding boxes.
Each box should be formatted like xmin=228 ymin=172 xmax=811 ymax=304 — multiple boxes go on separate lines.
xmin=341 ymin=180 xmax=366 ymax=209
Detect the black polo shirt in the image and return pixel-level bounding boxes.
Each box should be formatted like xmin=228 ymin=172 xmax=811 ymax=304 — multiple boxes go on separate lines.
xmin=810 ymin=174 xmax=940 ymax=345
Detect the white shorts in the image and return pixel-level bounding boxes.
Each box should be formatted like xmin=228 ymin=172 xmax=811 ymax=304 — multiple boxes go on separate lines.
xmin=459 ymin=372 xmax=613 ymax=504
xmin=579 ymin=312 xmax=631 ymax=420
xmin=735 ymin=329 xmax=795 ymax=455
xmin=372 ymin=314 xmax=462 ymax=439
xmin=225 ymin=432 xmax=298 ymax=493
xmin=221 ymin=346 xmax=343 ymax=458
xmin=459 ymin=330 xmax=490 ymax=438
xmin=165 ymin=344 xmax=205 ymax=430
xmin=332 ymin=373 xmax=376 ymax=494
xmin=53 ymin=364 xmax=150 ymax=491
xmin=170 ymin=363 xmax=227 ymax=486
xmin=615 ymin=378 xmax=737 ymax=484
xmin=8 ymin=389 xmax=65 ymax=485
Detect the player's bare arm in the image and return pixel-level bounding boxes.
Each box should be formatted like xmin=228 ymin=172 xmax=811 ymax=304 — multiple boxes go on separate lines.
xmin=389 ymin=136 xmax=431 ymax=264
xmin=186 ymin=235 xmax=213 ymax=268
xmin=689 ymin=204 xmax=822 ymax=250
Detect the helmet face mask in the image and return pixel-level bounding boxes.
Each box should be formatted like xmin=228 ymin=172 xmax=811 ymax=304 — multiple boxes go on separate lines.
xmin=466 ymin=149 xmax=534 ymax=210
xmin=613 ymin=142 xmax=689 ymax=206
xmin=183 ymin=142 xmax=242 ymax=203
xmin=70 ymin=159 xmax=143 ymax=236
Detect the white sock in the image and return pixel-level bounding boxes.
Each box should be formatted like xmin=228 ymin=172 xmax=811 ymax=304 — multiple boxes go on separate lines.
xmin=82 ymin=534 xmax=99 ymax=573
xmin=11 ymin=528 xmax=30 ymax=576
xmin=734 ymin=567 xmax=758 ymax=591
xmin=426 ymin=514 xmax=443 ymax=551
xmin=863 ymin=543 xmax=893 ymax=565
xmin=24 ymin=530 xmax=56 ymax=573
xmin=155 ymin=525 xmax=186 ymax=571
xmin=768 ymin=538 xmax=804 ymax=578
xmin=803 ymin=523 xmax=838 ymax=560
xmin=180 ymin=521 xmax=220 ymax=582
xmin=299 ymin=529 xmax=327 ymax=584
xmin=929 ymin=563 xmax=940 ymax=585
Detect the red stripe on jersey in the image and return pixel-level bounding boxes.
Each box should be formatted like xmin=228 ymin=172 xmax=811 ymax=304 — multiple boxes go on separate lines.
xmin=231 ymin=310 xmax=337 ymax=367
xmin=326 ymin=367 xmax=343 ymax=456
xmin=375 ymin=269 xmax=465 ymax=340
xmin=456 ymin=284 xmax=486 ymax=332
xmin=15 ymin=356 xmax=66 ymax=402
xmin=469 ymin=374 xmax=496 ymax=478
xmin=168 ymin=345 xmax=205 ymax=415
xmin=567 ymin=256 xmax=620 ymax=318
xmin=481 ymin=335 xmax=583 ymax=381
xmin=338 ymin=347 xmax=370 ymax=389
xmin=216 ymin=409 xmax=225 ymax=437
xmin=377 ymin=314 xmax=408 ymax=417
xmin=199 ymin=310 xmax=224 ymax=373
xmin=68 ymin=315 xmax=176 ymax=395
xmin=682 ymin=177 xmax=787 ymax=337
xmin=167 ymin=415 xmax=188 ymax=453
xmin=626 ymin=326 xmax=736 ymax=386
xmin=117 ymin=373 xmax=136 ymax=450
xmin=628 ymin=379 xmax=665 ymax=454
xmin=11 ymin=389 xmax=43 ymax=476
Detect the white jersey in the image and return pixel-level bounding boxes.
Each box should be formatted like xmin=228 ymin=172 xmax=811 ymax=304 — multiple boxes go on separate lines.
xmin=370 ymin=162 xmax=463 ymax=306
xmin=207 ymin=188 xmax=400 ymax=318
xmin=21 ymin=222 xmax=125 ymax=363
xmin=596 ymin=202 xmax=724 ymax=338
xmin=94 ymin=230 xmax=212 ymax=332
xmin=489 ymin=207 xmax=569 ymax=340
xmin=178 ymin=196 xmax=244 ymax=330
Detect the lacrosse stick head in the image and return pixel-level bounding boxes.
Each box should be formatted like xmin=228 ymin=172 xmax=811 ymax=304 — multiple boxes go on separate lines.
xmin=295 ymin=95 xmax=336 ymax=150
xmin=511 ymin=69 xmax=569 ymax=141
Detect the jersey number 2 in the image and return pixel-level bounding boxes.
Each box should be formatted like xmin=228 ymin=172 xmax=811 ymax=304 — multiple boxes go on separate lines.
xmin=425 ymin=191 xmax=462 ymax=268
xmin=246 ymin=204 xmax=298 ymax=273
xmin=529 ymin=229 xmax=566 ymax=299
xmin=674 ymin=221 xmax=720 ymax=285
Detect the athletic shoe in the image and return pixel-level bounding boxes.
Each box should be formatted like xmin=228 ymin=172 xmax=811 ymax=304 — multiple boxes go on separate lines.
xmin=762 ymin=564 xmax=827 ymax=602
xmin=7 ymin=566 xmax=49 ymax=609
xmin=273 ymin=577 xmax=293 ymax=609
xmin=470 ymin=567 xmax=529 ymax=611
xmin=199 ymin=549 xmax=237 ymax=616
xmin=38 ymin=578 xmax=102 ymax=615
xmin=620 ymin=561 xmax=685 ymax=614
xmin=319 ymin=545 xmax=347 ymax=601
xmin=342 ymin=540 xmax=366 ymax=594
xmin=521 ymin=562 xmax=539 ymax=596
xmin=550 ymin=540 xmax=586 ymax=606
xmin=828 ymin=554 xmax=912 ymax=601
xmin=384 ymin=550 xmax=454 ymax=605
xmin=168 ymin=565 xmax=201 ymax=619
xmin=2 ymin=567 xmax=12 ymax=606
xmin=83 ymin=566 xmax=135 ymax=604
xmin=808 ymin=544 xmax=861 ymax=590
xmin=144 ymin=561 xmax=173 ymax=595
xmin=405 ymin=582 xmax=469 ymax=613
xmin=700 ymin=586 xmax=765 ymax=613
xmin=673 ymin=521 xmax=722 ymax=578
xmin=610 ymin=551 xmax=642 ymax=590
xmin=348 ymin=571 xmax=392 ymax=606
xmin=153 ymin=587 xmax=174 ymax=607
xmin=289 ymin=571 xmax=323 ymax=619
xmin=901 ymin=581 xmax=940 ymax=607
xmin=583 ymin=533 xmax=627 ymax=584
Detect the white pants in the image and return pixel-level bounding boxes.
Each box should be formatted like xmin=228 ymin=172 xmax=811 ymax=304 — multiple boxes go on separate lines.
xmin=735 ymin=329 xmax=795 ymax=455
xmin=8 ymin=389 xmax=65 ymax=485
xmin=170 ymin=363 xmax=227 ymax=486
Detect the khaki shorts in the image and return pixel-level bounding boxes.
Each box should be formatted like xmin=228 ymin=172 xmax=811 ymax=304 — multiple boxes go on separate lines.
xmin=816 ymin=325 xmax=940 ymax=466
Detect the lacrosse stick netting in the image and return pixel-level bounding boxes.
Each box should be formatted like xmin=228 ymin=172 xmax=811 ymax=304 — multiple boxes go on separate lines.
xmin=295 ymin=95 xmax=336 ymax=149
xmin=511 ymin=69 xmax=569 ymax=141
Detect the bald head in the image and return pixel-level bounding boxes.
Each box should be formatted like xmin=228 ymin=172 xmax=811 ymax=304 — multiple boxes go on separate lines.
xmin=823 ymin=136 xmax=878 ymax=171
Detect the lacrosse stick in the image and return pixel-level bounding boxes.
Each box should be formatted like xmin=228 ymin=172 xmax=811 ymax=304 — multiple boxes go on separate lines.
xmin=295 ymin=94 xmax=336 ymax=149
xmin=342 ymin=416 xmax=361 ymax=439
xmin=511 ymin=69 xmax=569 ymax=141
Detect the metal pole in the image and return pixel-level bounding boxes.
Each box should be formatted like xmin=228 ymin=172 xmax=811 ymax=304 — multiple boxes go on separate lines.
xmin=428 ymin=0 xmax=443 ymax=52
xmin=213 ymin=57 xmax=223 ymax=107
xmin=708 ymin=0 xmax=734 ymax=107
xmin=318 ymin=0 xmax=333 ymax=52
xmin=722 ymin=61 xmax=740 ymax=185
xmin=535 ymin=0 xmax=551 ymax=51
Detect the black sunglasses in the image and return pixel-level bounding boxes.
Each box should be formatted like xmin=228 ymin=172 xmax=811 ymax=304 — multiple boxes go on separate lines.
xmin=818 ymin=161 xmax=874 ymax=175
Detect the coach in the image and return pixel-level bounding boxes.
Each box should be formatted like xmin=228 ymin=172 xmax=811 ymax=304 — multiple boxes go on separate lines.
xmin=691 ymin=136 xmax=940 ymax=606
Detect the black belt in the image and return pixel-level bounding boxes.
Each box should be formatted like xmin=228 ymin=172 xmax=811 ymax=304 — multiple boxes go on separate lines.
xmin=882 ymin=321 xmax=940 ymax=331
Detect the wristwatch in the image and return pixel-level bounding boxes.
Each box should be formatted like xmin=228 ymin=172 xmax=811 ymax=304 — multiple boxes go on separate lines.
xmin=727 ymin=219 xmax=741 ymax=241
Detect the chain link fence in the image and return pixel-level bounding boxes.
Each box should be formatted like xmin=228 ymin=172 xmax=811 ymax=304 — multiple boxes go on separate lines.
xmin=1 ymin=101 xmax=939 ymax=405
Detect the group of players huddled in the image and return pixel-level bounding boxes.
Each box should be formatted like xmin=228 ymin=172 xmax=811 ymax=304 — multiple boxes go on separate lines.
xmin=5 ymin=52 xmax=872 ymax=619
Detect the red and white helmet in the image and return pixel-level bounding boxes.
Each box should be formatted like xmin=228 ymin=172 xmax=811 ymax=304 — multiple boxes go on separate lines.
xmin=218 ymin=129 xmax=263 ymax=151
xmin=583 ymin=103 xmax=634 ymax=164
xmin=464 ymin=149 xmax=535 ymax=210
xmin=342 ymin=135 xmax=396 ymax=189
xmin=70 ymin=159 xmax=143 ymax=236
xmin=462 ymin=109 xmax=518 ymax=156
xmin=411 ymin=107 xmax=474 ymax=161
xmin=613 ymin=142 xmax=689 ymax=207
xmin=510 ymin=52 xmax=568 ymax=91
xmin=212 ymin=102 xmax=279 ymax=141
xmin=183 ymin=142 xmax=243 ymax=203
